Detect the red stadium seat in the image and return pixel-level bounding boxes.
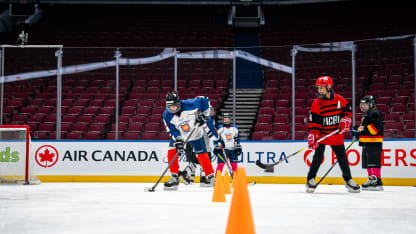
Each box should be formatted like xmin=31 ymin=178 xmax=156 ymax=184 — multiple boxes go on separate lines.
xmin=274 ymin=116 xmax=289 ymax=124
xmin=257 ymin=116 xmax=272 ymax=124
xmin=145 ymin=124 xmax=160 ymax=132
xmin=273 ymin=124 xmax=291 ymax=132
xmin=66 ymin=132 xmax=83 ymax=140
xmin=106 ymin=132 xmax=123 ymax=140
xmin=159 ymin=132 xmax=171 ymax=140
xmin=38 ymin=123 xmax=54 ymax=132
xmin=72 ymin=123 xmax=88 ymax=132
xmin=255 ymin=124 xmax=270 ymax=132
xmin=141 ymin=132 xmax=157 ymax=140
xmin=123 ymin=132 xmax=139 ymax=140
xmin=111 ymin=123 xmax=127 ymax=132
xmin=78 ymin=115 xmax=94 ymax=124
xmin=131 ymin=115 xmax=146 ymax=123
xmin=128 ymin=123 xmax=143 ymax=132
xmin=84 ymin=131 xmax=102 ymax=140
xmin=252 ymin=132 xmax=270 ymax=141
xmin=270 ymin=132 xmax=287 ymax=140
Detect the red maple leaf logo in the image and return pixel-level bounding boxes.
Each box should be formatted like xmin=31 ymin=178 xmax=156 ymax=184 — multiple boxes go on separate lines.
xmin=39 ymin=149 xmax=55 ymax=162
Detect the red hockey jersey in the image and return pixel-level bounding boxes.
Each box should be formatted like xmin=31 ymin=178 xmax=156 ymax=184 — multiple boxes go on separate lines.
xmin=308 ymin=92 xmax=352 ymax=146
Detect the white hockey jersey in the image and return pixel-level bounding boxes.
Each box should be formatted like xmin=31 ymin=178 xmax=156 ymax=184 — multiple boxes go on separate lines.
xmin=217 ymin=124 xmax=240 ymax=150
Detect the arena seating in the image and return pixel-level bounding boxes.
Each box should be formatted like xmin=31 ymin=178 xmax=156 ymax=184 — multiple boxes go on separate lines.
xmin=2 ymin=6 xmax=232 ymax=140
xmin=254 ymin=24 xmax=415 ymax=140
xmin=1 ymin=5 xmax=415 ymax=141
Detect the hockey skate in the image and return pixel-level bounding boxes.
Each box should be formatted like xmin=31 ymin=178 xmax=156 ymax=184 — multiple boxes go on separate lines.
xmin=362 ymin=176 xmax=384 ymax=191
xmin=306 ymin=178 xmax=317 ymax=193
xmin=201 ymin=173 xmax=215 ymax=187
xmin=179 ymin=164 xmax=195 ymax=185
xmin=164 ymin=174 xmax=179 ymax=191
xmin=345 ymin=179 xmax=361 ymax=193
xmin=179 ymin=170 xmax=192 ymax=185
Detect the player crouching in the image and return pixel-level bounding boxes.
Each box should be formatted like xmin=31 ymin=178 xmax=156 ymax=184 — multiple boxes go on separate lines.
xmin=306 ymin=76 xmax=360 ymax=193
xmin=162 ymin=91 xmax=216 ymax=190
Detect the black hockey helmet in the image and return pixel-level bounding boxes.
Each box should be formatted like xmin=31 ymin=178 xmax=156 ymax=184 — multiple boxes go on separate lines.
xmin=360 ymin=95 xmax=376 ymax=110
xmin=165 ymin=91 xmax=181 ymax=114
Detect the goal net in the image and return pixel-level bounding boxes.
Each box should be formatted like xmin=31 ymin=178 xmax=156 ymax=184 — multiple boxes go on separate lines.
xmin=0 ymin=125 xmax=40 ymax=184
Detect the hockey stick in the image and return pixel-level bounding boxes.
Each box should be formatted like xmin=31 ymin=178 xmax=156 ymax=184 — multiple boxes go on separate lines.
xmin=255 ymin=129 xmax=340 ymax=171
xmin=315 ymin=137 xmax=357 ymax=186
xmin=144 ymin=124 xmax=200 ymax=192
xmin=216 ymin=143 xmax=234 ymax=179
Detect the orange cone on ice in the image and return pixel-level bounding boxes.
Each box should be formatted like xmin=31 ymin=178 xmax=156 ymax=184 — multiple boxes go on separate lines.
xmin=226 ymin=167 xmax=255 ymax=234
xmin=224 ymin=172 xmax=232 ymax=194
xmin=231 ymin=171 xmax=237 ymax=189
xmin=212 ymin=170 xmax=226 ymax=202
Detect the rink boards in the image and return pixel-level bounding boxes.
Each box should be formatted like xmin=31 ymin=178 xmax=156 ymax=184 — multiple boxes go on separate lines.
xmin=27 ymin=139 xmax=416 ymax=186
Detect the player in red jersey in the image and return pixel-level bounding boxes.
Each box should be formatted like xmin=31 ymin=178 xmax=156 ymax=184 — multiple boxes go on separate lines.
xmin=306 ymin=76 xmax=360 ymax=193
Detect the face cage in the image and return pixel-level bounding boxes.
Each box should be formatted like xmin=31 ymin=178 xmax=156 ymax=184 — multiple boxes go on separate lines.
xmin=166 ymin=103 xmax=181 ymax=114
xmin=223 ymin=117 xmax=231 ymax=125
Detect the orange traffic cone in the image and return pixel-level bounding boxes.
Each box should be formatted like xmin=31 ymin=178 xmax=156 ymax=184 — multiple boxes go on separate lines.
xmin=212 ymin=170 xmax=226 ymax=202
xmin=231 ymin=171 xmax=237 ymax=189
xmin=226 ymin=167 xmax=255 ymax=234
xmin=224 ymin=172 xmax=232 ymax=195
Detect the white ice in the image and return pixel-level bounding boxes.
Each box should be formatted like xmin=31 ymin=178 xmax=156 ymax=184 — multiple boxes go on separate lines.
xmin=1 ymin=183 xmax=415 ymax=234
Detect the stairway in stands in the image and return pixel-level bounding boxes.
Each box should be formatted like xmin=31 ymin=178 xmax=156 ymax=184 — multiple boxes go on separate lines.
xmin=219 ymin=89 xmax=264 ymax=140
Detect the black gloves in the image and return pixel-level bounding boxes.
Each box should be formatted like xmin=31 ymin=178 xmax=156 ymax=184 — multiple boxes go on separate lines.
xmin=174 ymin=137 xmax=185 ymax=154
xmin=195 ymin=114 xmax=208 ymax=125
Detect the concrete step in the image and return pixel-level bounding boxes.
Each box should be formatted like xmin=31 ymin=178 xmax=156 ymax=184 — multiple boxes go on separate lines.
xmin=218 ymin=116 xmax=257 ymax=120
xmin=219 ymin=109 xmax=258 ymax=114
xmin=224 ymin=101 xmax=260 ymax=105
xmin=229 ymin=89 xmax=264 ymax=94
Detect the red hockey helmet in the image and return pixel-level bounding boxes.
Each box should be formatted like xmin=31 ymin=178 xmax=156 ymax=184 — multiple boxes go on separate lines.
xmin=315 ymin=76 xmax=333 ymax=88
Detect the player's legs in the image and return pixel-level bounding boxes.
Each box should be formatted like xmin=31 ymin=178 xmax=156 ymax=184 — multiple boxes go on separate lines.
xmin=362 ymin=144 xmax=383 ymax=191
xmin=167 ymin=140 xmax=180 ymax=174
xmin=331 ymin=144 xmax=352 ymax=181
xmin=164 ymin=140 xmax=180 ymax=190
xmin=226 ymin=149 xmax=238 ymax=172
xmin=189 ymin=137 xmax=215 ymax=186
xmin=307 ymin=144 xmax=326 ymax=180
xmin=216 ymin=150 xmax=226 ymax=173
xmin=332 ymin=144 xmax=360 ymax=193
xmin=306 ymin=144 xmax=325 ymax=193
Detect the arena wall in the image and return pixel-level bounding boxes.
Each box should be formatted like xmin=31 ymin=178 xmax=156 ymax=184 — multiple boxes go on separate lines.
xmin=31 ymin=140 xmax=416 ymax=186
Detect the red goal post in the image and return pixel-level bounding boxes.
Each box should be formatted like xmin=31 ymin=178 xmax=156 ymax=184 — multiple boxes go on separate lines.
xmin=0 ymin=125 xmax=40 ymax=184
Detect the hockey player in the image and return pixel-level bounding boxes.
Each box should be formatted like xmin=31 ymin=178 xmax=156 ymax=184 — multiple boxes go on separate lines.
xmin=163 ymin=91 xmax=216 ymax=190
xmin=182 ymin=105 xmax=219 ymax=187
xmin=213 ymin=113 xmax=241 ymax=174
xmin=351 ymin=95 xmax=384 ymax=191
xmin=307 ymin=76 xmax=360 ymax=193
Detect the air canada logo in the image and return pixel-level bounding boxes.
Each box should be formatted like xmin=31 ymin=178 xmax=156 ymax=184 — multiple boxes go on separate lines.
xmin=35 ymin=145 xmax=59 ymax=168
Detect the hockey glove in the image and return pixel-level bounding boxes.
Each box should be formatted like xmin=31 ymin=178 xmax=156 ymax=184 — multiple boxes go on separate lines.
xmin=195 ymin=114 xmax=208 ymax=125
xmin=234 ymin=144 xmax=242 ymax=156
xmin=339 ymin=116 xmax=352 ymax=134
xmin=174 ymin=137 xmax=185 ymax=155
xmin=213 ymin=144 xmax=221 ymax=156
xmin=350 ymin=126 xmax=360 ymax=139
xmin=308 ymin=132 xmax=319 ymax=150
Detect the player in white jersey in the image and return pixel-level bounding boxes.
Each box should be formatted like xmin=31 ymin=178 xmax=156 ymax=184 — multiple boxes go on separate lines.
xmin=183 ymin=105 xmax=219 ymax=186
xmin=214 ymin=113 xmax=241 ymax=174
xmin=162 ymin=91 xmax=215 ymax=190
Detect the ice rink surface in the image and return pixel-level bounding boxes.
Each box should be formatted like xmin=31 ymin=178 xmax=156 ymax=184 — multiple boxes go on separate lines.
xmin=1 ymin=182 xmax=415 ymax=234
